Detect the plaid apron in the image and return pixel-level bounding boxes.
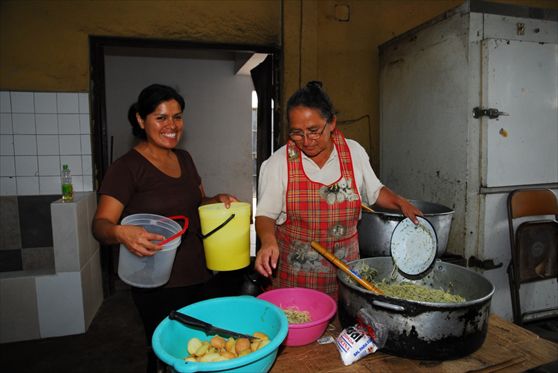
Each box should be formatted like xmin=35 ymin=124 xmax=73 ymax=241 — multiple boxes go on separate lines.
xmin=274 ymin=129 xmax=361 ymax=296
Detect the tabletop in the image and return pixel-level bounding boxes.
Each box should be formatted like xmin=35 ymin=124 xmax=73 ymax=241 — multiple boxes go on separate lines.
xmin=271 ymin=315 xmax=558 ymax=372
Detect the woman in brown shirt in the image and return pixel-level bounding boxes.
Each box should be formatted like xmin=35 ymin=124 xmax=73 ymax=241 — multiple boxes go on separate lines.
xmin=92 ymin=84 xmax=237 ymax=373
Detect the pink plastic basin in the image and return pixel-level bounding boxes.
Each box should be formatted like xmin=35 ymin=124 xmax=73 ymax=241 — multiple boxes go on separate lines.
xmin=257 ymin=287 xmax=337 ymax=346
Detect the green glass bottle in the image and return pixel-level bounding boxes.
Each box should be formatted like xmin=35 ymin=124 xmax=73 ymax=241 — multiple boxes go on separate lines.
xmin=61 ymin=164 xmax=73 ymax=202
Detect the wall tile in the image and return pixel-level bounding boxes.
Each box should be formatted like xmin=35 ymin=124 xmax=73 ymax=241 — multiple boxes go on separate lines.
xmin=0 ymin=113 xmax=12 ymax=134
xmin=59 ymin=134 xmax=81 ymax=155
xmin=56 ymin=93 xmax=78 ymax=114
xmin=81 ymin=248 xmax=103 ymax=329
xmin=72 ymin=175 xmax=84 ymax=192
xmin=78 ymin=93 xmax=89 ymax=114
xmin=18 ymin=195 xmax=57 ymax=248
xmin=0 ymin=135 xmax=14 ymax=156
xmin=37 ymin=135 xmax=60 ymax=156
xmin=82 ymin=175 xmax=93 ymax=192
xmin=38 ymin=156 xmax=61 ymax=176
xmin=14 ymin=135 xmax=37 ymax=156
xmin=60 ymin=155 xmax=82 ymax=175
xmin=0 ymin=91 xmax=11 ymax=113
xmin=0 ymin=276 xmax=40 ymax=343
xmin=16 ymin=176 xmax=39 ymax=195
xmin=81 ymin=155 xmax=92 ymax=175
xmin=10 ymin=92 xmax=34 ymax=113
xmin=34 ymin=93 xmax=57 ymax=114
xmin=39 ymin=176 xmax=61 ymax=195
xmin=79 ymin=114 xmax=90 ymax=134
xmin=12 ymin=113 xmax=35 ymax=134
xmin=0 ymin=156 xmax=15 ymax=177
xmin=0 ymin=196 xmax=21 ymax=250
xmin=58 ymin=114 xmax=80 ymax=134
xmin=36 ymin=271 xmax=85 ymax=338
xmin=51 ymin=201 xmax=79 ymax=272
xmin=21 ymin=247 xmax=55 ymax=271
xmin=80 ymin=134 xmax=91 ymax=155
xmin=35 ymin=114 xmax=58 ymax=134
xmin=15 ymin=156 xmax=38 ymax=176
xmin=0 ymin=177 xmax=17 ymax=195
xmin=0 ymin=249 xmax=23 ymax=271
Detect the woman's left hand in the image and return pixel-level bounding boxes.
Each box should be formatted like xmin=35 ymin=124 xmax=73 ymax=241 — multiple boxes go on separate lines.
xmin=214 ymin=193 xmax=239 ymax=208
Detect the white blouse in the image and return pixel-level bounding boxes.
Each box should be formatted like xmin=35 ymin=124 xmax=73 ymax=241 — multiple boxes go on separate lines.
xmin=256 ymin=139 xmax=383 ymax=224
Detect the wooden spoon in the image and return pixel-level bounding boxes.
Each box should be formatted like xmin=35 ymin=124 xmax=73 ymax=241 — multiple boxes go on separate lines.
xmin=361 ymin=203 xmax=376 ymax=213
xmin=310 ymin=241 xmax=384 ymax=295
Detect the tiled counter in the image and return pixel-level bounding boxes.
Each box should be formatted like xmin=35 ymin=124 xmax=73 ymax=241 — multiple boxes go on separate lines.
xmin=0 ymin=192 xmax=103 ymax=343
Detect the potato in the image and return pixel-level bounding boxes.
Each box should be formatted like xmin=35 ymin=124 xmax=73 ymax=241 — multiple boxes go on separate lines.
xmin=225 ymin=337 xmax=236 ymax=354
xmin=199 ymin=352 xmax=221 ymax=362
xmin=194 ymin=341 xmax=210 ymax=357
xmin=210 ymin=335 xmax=226 ymax=349
xmin=184 ymin=356 xmax=198 ymax=362
xmin=238 ymin=349 xmax=251 ymax=357
xmin=253 ymin=332 xmax=269 ymax=341
xmin=250 ymin=339 xmax=261 ymax=352
xmin=258 ymin=339 xmax=270 ymax=350
xmin=219 ymin=351 xmax=236 ymax=360
xmin=235 ymin=338 xmax=250 ymax=354
xmin=187 ymin=337 xmax=202 ymax=355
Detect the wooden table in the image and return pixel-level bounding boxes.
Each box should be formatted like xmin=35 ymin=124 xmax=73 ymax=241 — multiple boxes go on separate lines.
xmin=271 ymin=315 xmax=558 ymax=372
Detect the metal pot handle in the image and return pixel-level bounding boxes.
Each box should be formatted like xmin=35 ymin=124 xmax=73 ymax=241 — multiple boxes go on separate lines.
xmin=372 ymin=300 xmax=406 ymax=312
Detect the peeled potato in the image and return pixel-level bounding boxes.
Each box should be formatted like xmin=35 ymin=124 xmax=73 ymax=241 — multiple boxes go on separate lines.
xmin=184 ymin=356 xmax=197 ymax=362
xmin=220 ymin=350 xmax=236 ymax=360
xmin=194 ymin=341 xmax=210 ymax=357
xmin=253 ymin=332 xmax=269 ymax=341
xmin=258 ymin=339 xmax=270 ymax=349
xmin=235 ymin=338 xmax=250 ymax=355
xmin=187 ymin=337 xmax=202 ymax=355
xmin=199 ymin=352 xmax=221 ymax=362
xmin=250 ymin=339 xmax=261 ymax=352
xmin=210 ymin=335 xmax=226 ymax=349
xmin=225 ymin=337 xmax=236 ymax=354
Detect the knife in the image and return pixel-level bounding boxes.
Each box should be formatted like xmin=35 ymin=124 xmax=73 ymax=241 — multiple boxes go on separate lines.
xmin=169 ymin=310 xmax=258 ymax=340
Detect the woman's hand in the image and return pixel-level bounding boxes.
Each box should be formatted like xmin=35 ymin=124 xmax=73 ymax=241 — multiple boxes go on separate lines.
xmin=398 ymin=199 xmax=423 ymax=225
xmin=255 ymin=243 xmax=279 ymax=278
xmin=115 ymin=224 xmax=166 ymax=257
xmin=213 ymin=193 xmax=239 ymax=208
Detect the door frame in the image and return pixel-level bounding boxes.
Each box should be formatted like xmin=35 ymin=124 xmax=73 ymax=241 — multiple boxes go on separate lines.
xmin=89 ymin=36 xmax=281 ymax=296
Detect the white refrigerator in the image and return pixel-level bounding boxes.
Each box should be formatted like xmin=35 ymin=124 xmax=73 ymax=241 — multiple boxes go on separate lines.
xmin=378 ymin=0 xmax=558 ymax=320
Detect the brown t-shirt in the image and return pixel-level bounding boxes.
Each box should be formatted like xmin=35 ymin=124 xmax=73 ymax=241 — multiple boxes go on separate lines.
xmin=99 ymin=149 xmax=212 ymax=288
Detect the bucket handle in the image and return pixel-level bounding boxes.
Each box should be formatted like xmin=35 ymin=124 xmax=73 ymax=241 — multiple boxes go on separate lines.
xmin=199 ymin=214 xmax=235 ymax=239
xmin=158 ymin=215 xmax=189 ymax=246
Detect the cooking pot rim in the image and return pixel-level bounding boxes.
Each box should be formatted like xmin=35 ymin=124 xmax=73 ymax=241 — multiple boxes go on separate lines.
xmin=338 ymin=258 xmax=495 ymax=308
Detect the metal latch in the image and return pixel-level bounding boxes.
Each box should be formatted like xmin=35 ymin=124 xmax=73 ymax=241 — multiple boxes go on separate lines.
xmin=472 ymin=107 xmax=509 ymax=119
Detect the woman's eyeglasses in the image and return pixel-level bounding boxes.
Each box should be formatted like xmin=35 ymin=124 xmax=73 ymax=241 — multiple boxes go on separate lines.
xmin=289 ymin=121 xmax=329 ymax=141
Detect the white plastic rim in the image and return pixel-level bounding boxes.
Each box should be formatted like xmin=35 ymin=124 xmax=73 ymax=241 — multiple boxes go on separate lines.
xmin=390 ymin=216 xmax=437 ymax=275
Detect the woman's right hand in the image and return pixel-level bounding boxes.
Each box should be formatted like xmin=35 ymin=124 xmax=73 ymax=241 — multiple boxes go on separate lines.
xmin=116 ymin=224 xmax=166 ymax=257
xmin=255 ymin=243 xmax=280 ymax=278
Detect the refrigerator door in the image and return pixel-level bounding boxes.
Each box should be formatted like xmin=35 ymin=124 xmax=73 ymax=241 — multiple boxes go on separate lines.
xmin=481 ymin=39 xmax=558 ymax=187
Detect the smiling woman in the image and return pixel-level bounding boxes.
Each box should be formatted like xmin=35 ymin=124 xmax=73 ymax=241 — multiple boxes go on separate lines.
xmin=91 ymin=83 xmax=239 ymax=373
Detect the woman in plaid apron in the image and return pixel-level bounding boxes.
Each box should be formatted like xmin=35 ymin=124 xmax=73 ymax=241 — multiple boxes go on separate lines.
xmin=255 ymin=81 xmax=421 ymax=297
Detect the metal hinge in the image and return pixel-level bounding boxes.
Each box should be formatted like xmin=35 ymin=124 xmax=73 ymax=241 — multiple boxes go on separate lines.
xmin=472 ymin=107 xmax=509 ymax=119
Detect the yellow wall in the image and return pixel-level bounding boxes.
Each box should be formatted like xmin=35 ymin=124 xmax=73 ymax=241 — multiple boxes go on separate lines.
xmin=0 ymin=0 xmax=280 ymax=91
xmin=1 ymin=0 xmax=556 ymax=166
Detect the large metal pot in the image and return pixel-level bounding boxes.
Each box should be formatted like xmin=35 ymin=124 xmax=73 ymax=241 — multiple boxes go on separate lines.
xmin=358 ymin=200 xmax=454 ymax=257
xmin=337 ymin=257 xmax=494 ymax=360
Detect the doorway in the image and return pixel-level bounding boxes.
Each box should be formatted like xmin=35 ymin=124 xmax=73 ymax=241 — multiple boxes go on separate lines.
xmin=89 ymin=36 xmax=280 ymax=296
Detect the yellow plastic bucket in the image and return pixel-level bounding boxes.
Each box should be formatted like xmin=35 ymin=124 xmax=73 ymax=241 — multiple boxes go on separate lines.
xmin=198 ymin=202 xmax=251 ymax=271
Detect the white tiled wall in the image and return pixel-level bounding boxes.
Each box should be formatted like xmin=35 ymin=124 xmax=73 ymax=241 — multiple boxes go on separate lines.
xmin=0 ymin=91 xmax=94 ymax=196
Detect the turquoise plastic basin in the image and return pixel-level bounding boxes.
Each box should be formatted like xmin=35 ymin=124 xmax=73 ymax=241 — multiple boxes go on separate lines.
xmin=152 ymin=296 xmax=288 ymax=372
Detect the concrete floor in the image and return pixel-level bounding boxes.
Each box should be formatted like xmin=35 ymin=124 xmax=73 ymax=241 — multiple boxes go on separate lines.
xmin=2 ymin=278 xmax=557 ymax=373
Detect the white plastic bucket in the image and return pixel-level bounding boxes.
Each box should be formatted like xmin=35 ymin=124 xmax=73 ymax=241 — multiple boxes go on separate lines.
xmin=117 ymin=214 xmax=188 ymax=288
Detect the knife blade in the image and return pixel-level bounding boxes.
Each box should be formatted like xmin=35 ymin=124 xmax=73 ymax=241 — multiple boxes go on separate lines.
xmin=169 ymin=310 xmax=258 ymax=340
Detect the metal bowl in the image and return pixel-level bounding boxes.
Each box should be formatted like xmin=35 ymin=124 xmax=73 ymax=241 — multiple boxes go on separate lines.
xmin=358 ymin=200 xmax=454 ymax=258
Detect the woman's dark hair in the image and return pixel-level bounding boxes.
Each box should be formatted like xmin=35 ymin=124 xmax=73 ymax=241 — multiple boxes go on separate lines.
xmin=286 ymin=81 xmax=335 ymax=123
xmin=128 ymin=84 xmax=185 ymax=139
